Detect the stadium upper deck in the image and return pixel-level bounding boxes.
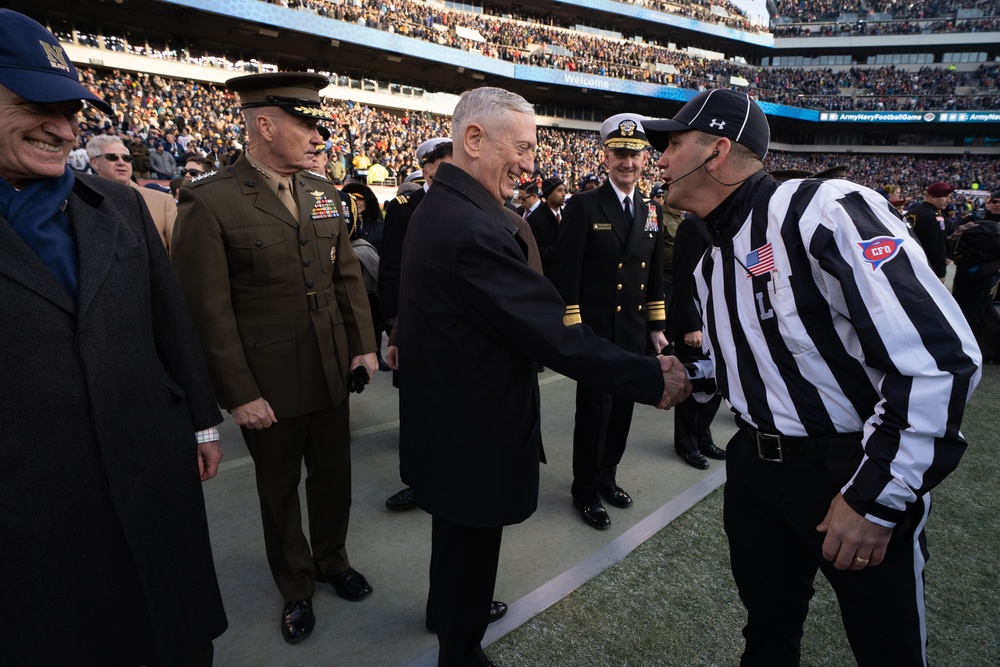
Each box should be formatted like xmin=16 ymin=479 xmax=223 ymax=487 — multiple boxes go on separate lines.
xmin=6 ymin=0 xmax=998 ymax=153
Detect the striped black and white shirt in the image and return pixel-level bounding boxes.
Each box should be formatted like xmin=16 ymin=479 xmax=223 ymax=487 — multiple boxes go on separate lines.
xmin=692 ymin=171 xmax=981 ymax=527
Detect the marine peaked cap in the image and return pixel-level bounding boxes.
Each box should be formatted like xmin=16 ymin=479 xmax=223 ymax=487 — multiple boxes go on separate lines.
xmin=227 ymin=72 xmax=333 ymax=121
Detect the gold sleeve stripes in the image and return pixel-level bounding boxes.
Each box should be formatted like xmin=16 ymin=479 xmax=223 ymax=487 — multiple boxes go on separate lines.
xmin=563 ymin=305 xmax=582 ymax=326
xmin=646 ymin=300 xmax=666 ymax=322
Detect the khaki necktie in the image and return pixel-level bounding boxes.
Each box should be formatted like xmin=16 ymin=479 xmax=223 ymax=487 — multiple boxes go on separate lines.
xmin=278 ymin=177 xmax=298 ymax=218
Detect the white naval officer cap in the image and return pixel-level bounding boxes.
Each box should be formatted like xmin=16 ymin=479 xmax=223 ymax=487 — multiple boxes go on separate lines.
xmin=415 ymin=137 xmax=451 ymax=164
xmin=600 ymin=113 xmax=650 ymax=151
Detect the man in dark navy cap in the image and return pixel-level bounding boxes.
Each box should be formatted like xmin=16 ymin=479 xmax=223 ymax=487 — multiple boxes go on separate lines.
xmin=172 ymin=71 xmax=379 ymax=644
xmin=551 ymin=112 xmax=668 ymax=530
xmin=0 ymin=9 xmax=227 ymax=665
xmin=646 ymin=87 xmax=980 ymax=666
xmin=527 ymin=175 xmax=565 ymax=277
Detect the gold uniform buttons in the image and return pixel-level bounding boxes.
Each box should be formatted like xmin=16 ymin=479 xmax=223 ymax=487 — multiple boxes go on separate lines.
xmin=640 ymin=284 xmax=645 ymax=290
xmin=641 ymin=262 xmax=646 ymax=268
xmin=616 ymin=306 xmax=622 ymax=312
xmin=617 ymin=284 xmax=623 ymax=290
xmin=618 ymin=262 xmax=623 ymax=269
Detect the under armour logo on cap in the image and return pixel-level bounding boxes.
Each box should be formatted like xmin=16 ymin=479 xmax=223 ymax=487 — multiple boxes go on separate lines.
xmin=642 ymin=89 xmax=771 ymax=160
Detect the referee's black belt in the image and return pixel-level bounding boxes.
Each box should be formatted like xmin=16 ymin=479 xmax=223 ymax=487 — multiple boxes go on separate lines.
xmin=741 ymin=424 xmax=862 ymax=464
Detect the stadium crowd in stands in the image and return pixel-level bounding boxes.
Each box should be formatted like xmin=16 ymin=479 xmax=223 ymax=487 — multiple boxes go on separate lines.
xmin=774 ymin=0 xmax=1000 ymax=23
xmin=72 ymin=68 xmax=999 ymax=208
xmin=59 ymin=0 xmax=1000 ymax=113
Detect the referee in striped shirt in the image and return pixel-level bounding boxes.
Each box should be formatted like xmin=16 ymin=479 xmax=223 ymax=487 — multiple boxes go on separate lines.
xmin=644 ymin=89 xmax=982 ymax=666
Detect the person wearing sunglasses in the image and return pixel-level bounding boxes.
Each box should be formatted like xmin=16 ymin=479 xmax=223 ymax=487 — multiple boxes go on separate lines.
xmin=181 ymin=156 xmax=215 ymax=181
xmin=0 ymin=11 xmax=226 ymax=665
xmin=87 ymin=134 xmax=176 ymax=252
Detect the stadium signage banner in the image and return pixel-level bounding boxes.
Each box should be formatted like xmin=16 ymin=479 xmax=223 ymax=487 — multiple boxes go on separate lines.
xmin=819 ymin=111 xmax=1000 ymax=123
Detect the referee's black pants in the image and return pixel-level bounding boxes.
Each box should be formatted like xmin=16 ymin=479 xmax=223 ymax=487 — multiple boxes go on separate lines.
xmin=724 ymin=429 xmax=930 ymax=667
xmin=426 ymin=517 xmax=503 ymax=667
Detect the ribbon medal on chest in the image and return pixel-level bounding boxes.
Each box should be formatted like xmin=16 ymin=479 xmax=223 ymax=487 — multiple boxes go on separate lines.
xmin=310 ymin=190 xmax=339 ymax=219
xmin=643 ymin=204 xmax=658 ymax=232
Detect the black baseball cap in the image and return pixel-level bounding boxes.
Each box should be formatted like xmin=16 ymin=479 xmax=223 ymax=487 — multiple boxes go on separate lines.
xmin=0 ymin=9 xmax=112 ymax=113
xmin=644 ymin=89 xmax=770 ymax=160
xmin=227 ymin=72 xmax=333 ymax=121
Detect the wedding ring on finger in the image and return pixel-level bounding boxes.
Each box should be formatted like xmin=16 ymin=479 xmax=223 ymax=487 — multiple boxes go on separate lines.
xmin=854 ymin=556 xmax=869 ymax=566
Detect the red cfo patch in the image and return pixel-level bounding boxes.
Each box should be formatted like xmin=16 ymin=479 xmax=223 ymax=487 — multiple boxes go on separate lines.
xmin=857 ymin=236 xmax=905 ymax=271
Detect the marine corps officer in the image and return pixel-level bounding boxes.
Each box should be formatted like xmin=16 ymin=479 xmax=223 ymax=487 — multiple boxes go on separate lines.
xmin=552 ymin=113 xmax=668 ymax=530
xmin=171 ymin=72 xmax=378 ymax=645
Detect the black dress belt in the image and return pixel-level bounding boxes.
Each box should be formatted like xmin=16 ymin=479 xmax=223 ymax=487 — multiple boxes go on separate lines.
xmin=741 ymin=425 xmax=862 ymax=464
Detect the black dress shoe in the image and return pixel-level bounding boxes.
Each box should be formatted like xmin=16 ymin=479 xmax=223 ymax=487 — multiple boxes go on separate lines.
xmin=574 ymin=500 xmax=611 ymax=529
xmin=489 ymin=600 xmax=508 ymax=623
xmin=377 ymin=354 xmax=391 ymax=372
xmin=385 ymin=486 xmax=417 ymax=511
xmin=599 ymin=485 xmax=633 ymax=508
xmin=425 ymin=600 xmax=508 ymax=633
xmin=281 ymin=598 xmax=315 ymax=643
xmin=317 ymin=567 xmax=373 ymax=601
xmin=680 ymin=451 xmax=710 ymax=470
xmin=701 ymin=443 xmax=727 ymax=460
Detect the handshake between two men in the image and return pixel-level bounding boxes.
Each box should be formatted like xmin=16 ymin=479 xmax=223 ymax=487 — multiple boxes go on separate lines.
xmin=655 ymin=354 xmax=693 ymax=410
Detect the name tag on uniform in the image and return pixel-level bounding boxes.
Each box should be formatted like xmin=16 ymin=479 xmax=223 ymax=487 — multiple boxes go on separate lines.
xmin=593 ymin=223 xmax=612 ymax=231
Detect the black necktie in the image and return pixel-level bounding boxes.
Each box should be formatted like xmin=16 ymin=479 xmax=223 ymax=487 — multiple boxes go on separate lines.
xmin=623 ymin=195 xmax=633 ymax=223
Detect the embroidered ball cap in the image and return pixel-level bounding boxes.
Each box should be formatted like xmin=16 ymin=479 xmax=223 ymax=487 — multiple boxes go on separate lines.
xmin=541 ymin=176 xmax=564 ymax=199
xmin=578 ymin=173 xmax=599 ymax=187
xmin=925 ymin=181 xmax=955 ymax=197
xmin=601 ymin=113 xmax=650 ymax=151
xmin=0 ymin=9 xmax=112 ymax=113
xmin=226 ymin=72 xmax=333 ymax=121
xmin=644 ymin=89 xmax=770 ymax=160
xmin=416 ymin=137 xmax=451 ymax=164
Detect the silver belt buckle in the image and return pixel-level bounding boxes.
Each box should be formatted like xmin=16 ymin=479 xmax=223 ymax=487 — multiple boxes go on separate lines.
xmin=755 ymin=431 xmax=784 ymax=463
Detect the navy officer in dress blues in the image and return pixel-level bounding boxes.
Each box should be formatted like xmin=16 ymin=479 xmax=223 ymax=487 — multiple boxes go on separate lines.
xmin=551 ymin=113 xmax=668 ymax=530
xmin=171 ymin=72 xmax=379 ymax=645
xmin=645 ymin=88 xmax=981 ymax=666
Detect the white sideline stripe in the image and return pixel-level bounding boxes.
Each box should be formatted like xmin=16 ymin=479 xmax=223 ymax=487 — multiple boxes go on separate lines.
xmin=402 ymin=466 xmax=728 ymax=667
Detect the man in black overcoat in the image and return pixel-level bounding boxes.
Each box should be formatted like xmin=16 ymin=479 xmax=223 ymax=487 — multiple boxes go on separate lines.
xmin=0 ymin=11 xmax=226 ymax=665
xmin=397 ymin=86 xmax=690 ymax=667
